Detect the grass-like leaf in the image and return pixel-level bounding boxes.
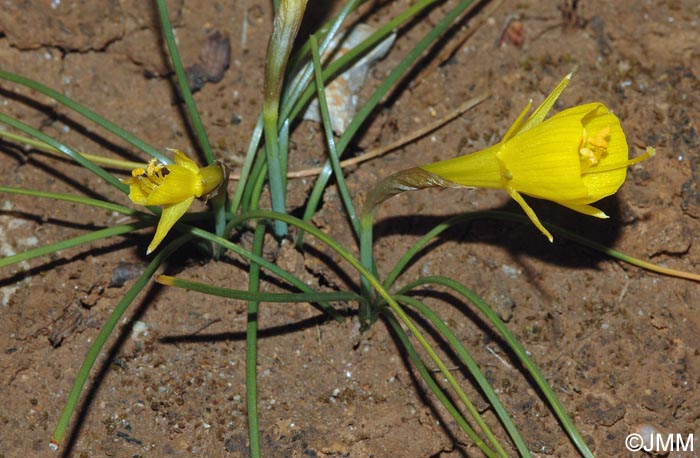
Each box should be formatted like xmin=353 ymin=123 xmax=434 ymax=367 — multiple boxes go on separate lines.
xmin=218 ymin=209 xmax=506 ymax=457
xmin=0 ymin=70 xmax=169 ymax=164
xmin=309 ymin=34 xmax=360 ymax=238
xmin=0 ymin=113 xmax=128 ymax=192
xmin=398 ymin=276 xmax=595 ymax=458
xmin=51 ymin=234 xmax=193 ymax=446
xmin=395 ymin=294 xmax=531 ymax=457
xmin=382 ymin=311 xmax=480 ymax=450
xmin=298 ymin=0 xmax=476 ymax=244
xmin=157 ymin=274 xmax=361 ymax=303
xmin=384 ymin=211 xmax=700 ymax=290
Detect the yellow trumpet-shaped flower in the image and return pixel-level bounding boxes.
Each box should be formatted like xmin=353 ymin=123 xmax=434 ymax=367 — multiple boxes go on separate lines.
xmin=123 ymin=150 xmax=226 ymax=254
xmin=420 ymin=74 xmax=654 ymax=241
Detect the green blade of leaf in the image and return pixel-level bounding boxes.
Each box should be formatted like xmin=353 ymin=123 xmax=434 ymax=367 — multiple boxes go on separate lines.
xmin=51 ymin=234 xmax=193 ymax=447
xmin=0 ymin=222 xmax=151 ymax=268
xmin=395 ymin=294 xmax=530 ymax=457
xmin=298 ymin=0 xmax=475 ymax=244
xmin=0 ymin=69 xmax=169 ymax=164
xmin=158 ymin=274 xmax=360 ymax=303
xmin=400 ymin=276 xmax=594 ymax=458
xmin=0 ymin=113 xmax=128 ymax=192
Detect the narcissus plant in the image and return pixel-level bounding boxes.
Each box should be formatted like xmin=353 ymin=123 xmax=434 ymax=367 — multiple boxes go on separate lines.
xmin=363 ymin=74 xmax=654 ymax=242
xmin=123 ymin=150 xmax=226 ymax=254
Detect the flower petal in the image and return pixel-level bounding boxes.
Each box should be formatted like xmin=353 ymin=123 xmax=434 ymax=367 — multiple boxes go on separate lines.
xmin=420 ymin=143 xmax=502 ymax=188
xmin=172 ymin=150 xmax=201 ymax=173
xmin=578 ymin=107 xmax=628 ymax=202
xmin=146 ymin=165 xmax=202 ymax=205
xmin=559 ymin=203 xmax=609 ymax=218
xmin=499 ymin=108 xmax=589 ymax=201
xmin=147 ymin=196 xmax=195 ymax=254
xmin=517 ymin=73 xmax=572 ymax=136
xmin=124 ymin=177 xmax=151 ymax=205
xmin=506 ymin=187 xmax=553 ymax=242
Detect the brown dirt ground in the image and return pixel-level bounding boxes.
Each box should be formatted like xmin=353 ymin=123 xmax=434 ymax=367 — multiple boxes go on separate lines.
xmin=1 ymin=1 xmax=700 ymax=457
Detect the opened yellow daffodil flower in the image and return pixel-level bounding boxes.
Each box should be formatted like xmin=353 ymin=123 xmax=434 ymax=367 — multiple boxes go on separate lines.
xmin=123 ymin=150 xmax=226 ymax=254
xmin=419 ymin=73 xmax=654 ymax=241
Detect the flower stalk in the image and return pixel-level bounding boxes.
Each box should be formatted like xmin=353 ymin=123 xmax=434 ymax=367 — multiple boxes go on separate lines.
xmin=263 ymin=0 xmax=308 ymax=238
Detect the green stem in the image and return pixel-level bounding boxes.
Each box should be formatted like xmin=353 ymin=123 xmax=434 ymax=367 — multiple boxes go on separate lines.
xmin=262 ymin=114 xmax=288 ymax=237
xmin=358 ymin=212 xmax=377 ymax=325
xmin=246 ymin=224 xmax=265 ymax=458
xmin=359 ymin=167 xmax=457 ymax=323
xmin=262 ymin=0 xmax=308 ymax=238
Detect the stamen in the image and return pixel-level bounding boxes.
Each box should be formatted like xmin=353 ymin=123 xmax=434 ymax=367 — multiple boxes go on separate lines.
xmin=146 ymin=159 xmax=159 ymax=176
xmin=581 ymin=147 xmax=655 ymax=175
xmin=579 ymin=126 xmax=610 ymax=166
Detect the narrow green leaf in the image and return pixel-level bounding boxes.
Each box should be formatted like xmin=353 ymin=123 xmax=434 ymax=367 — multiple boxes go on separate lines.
xmin=51 ymin=234 xmax=192 ymax=447
xmin=0 ymin=69 xmax=169 ymax=164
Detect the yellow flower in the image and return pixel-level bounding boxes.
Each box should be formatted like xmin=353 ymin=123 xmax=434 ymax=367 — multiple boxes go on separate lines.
xmin=124 ymin=150 xmax=226 ymax=254
xmin=420 ymin=74 xmax=654 ymax=241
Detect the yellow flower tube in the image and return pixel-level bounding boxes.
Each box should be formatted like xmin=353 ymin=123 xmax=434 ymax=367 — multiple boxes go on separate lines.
xmin=420 ymin=74 xmax=654 ymax=241
xmin=123 ymin=150 xmax=226 ymax=254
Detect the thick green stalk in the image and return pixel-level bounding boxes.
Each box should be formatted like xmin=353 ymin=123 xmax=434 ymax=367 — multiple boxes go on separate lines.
xmin=263 ymin=0 xmax=308 ymax=237
xmin=359 ymin=168 xmax=457 ymax=323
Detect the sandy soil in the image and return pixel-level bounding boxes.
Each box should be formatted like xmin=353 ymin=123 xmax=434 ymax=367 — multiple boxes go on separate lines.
xmin=1 ymin=1 xmax=699 ymax=457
